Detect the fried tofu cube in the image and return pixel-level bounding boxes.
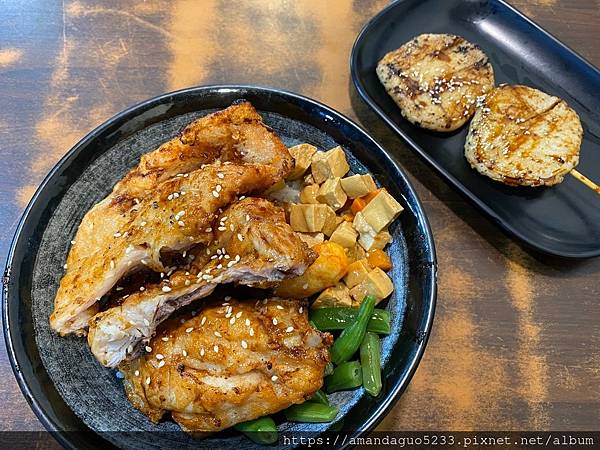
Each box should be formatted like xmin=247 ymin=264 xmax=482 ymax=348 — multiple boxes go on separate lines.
xmin=299 ymin=184 xmax=320 ymax=204
xmin=316 ymin=177 xmax=347 ymax=210
xmin=349 ymin=268 xmax=394 ymax=304
xmin=359 ymin=230 xmax=392 ymax=251
xmin=311 ymin=146 xmax=350 ymax=183
xmin=346 ymin=242 xmax=368 ymax=263
xmin=353 ymin=212 xmax=392 ymax=250
xmin=360 ymin=190 xmax=403 ymax=233
xmin=311 ymin=283 xmax=353 ymax=309
xmin=289 ymin=204 xmax=336 ymax=233
xmin=287 ymin=143 xmax=318 ymax=180
xmin=322 ymin=213 xmax=342 ymax=237
xmin=296 ymin=232 xmax=325 ymax=248
xmin=343 ymin=258 xmax=371 ymax=288
xmin=329 ymin=221 xmax=358 ymax=248
xmin=340 ymin=174 xmax=378 ymax=198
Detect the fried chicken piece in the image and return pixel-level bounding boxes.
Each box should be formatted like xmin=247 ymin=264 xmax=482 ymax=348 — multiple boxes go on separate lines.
xmin=119 ymin=298 xmax=332 ymax=432
xmin=50 ymin=102 xmax=292 ymax=337
xmin=88 ymin=198 xmax=316 ymax=367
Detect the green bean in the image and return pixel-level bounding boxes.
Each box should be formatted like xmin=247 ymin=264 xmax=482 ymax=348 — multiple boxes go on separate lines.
xmin=308 ymin=389 xmax=329 ymax=405
xmin=329 ymin=296 xmax=376 ymax=364
xmin=324 ymin=361 xmax=334 ymax=376
xmin=284 ymin=402 xmax=339 ymax=423
xmin=310 ymin=307 xmax=391 ymax=334
xmin=360 ymin=332 xmax=382 ymax=396
xmin=325 ymin=360 xmax=362 ymax=393
xmin=233 ymin=416 xmax=278 ymax=444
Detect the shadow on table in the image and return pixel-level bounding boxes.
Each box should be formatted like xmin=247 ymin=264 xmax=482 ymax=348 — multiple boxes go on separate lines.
xmin=348 ymin=81 xmax=599 ymax=276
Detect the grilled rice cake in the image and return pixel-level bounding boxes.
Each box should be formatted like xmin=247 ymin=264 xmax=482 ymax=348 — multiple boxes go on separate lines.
xmin=376 ymin=33 xmax=495 ymax=132
xmin=465 ymin=85 xmax=583 ymax=187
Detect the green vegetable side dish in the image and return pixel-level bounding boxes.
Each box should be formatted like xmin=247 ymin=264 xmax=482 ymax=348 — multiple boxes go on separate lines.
xmin=233 ymin=416 xmax=278 ymax=445
xmin=309 ymin=389 xmax=330 ymax=405
xmin=284 ymin=402 xmax=339 ymax=423
xmin=325 ymin=360 xmax=363 ymax=393
xmin=360 ymin=332 xmax=382 ymax=396
xmin=310 ymin=307 xmax=391 ymax=334
xmin=329 ymin=295 xmax=376 ymax=365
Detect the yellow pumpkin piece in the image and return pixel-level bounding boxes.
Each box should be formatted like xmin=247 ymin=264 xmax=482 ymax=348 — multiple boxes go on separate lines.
xmin=275 ymin=241 xmax=349 ymax=298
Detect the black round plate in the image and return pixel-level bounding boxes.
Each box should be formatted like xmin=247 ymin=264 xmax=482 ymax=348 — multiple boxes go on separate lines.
xmin=2 ymin=86 xmax=436 ymax=449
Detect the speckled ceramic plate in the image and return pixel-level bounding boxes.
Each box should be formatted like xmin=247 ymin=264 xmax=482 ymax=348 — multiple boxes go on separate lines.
xmin=3 ymin=86 xmax=436 ymax=449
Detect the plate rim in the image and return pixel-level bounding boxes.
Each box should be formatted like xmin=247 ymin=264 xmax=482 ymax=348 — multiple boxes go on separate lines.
xmin=3 ymin=84 xmax=437 ymax=448
xmin=350 ymin=0 xmax=600 ymax=259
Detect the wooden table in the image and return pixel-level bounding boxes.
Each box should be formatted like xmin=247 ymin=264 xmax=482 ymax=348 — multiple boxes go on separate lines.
xmin=0 ymin=0 xmax=598 ymax=438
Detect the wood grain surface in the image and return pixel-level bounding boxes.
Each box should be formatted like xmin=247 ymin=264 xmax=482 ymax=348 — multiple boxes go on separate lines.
xmin=0 ymin=0 xmax=598 ymax=439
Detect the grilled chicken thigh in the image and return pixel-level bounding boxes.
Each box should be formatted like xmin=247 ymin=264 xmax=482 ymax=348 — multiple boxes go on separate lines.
xmin=50 ymin=102 xmax=292 ymax=337
xmin=119 ymin=297 xmax=332 ymax=432
xmin=88 ymin=198 xmax=315 ymax=367
xmin=51 ymin=163 xmax=282 ymax=336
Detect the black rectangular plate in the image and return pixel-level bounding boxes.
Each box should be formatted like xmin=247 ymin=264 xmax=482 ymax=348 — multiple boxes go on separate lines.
xmin=351 ymin=0 xmax=600 ymax=258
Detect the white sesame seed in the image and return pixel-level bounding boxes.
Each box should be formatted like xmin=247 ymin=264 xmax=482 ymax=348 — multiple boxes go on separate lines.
xmin=272 ymin=318 xmax=278 ymax=325
xmin=200 ymin=348 xmax=205 ymax=356
xmin=114 ymin=232 xmax=122 ymax=237
xmin=302 ymin=283 xmax=309 ymax=290
xmin=162 ymin=286 xmax=172 ymax=292
xmin=212 ymin=190 xmax=219 ymax=198
xmin=299 ymin=307 xmax=303 ymax=314
xmin=245 ymin=319 xmax=250 ymax=326
xmin=110 ymin=260 xmax=115 ymax=269
xmin=276 ymin=305 xmax=284 ymax=310
xmin=156 ymin=354 xmax=164 ymax=360
xmin=205 ymin=227 xmax=212 ymax=232
xmin=145 ymin=377 xmax=151 ymax=385
xmin=182 ymin=349 xmax=187 ymax=357
xmin=236 ymin=311 xmax=242 ymax=318
xmin=185 ymin=279 xmax=190 ymax=286
xmin=70 ymin=240 xmax=76 ymax=245
xmin=227 ymin=260 xmax=235 ymax=268
xmin=216 ymin=184 xmax=222 ymax=192
xmin=213 ymin=345 xmax=219 ymax=353
xmin=286 ymin=326 xmax=294 ymax=333
xmin=186 ymin=327 xmax=194 ymax=333
xmin=245 ymin=214 xmax=250 ymax=222
xmin=116 ymin=286 xmax=123 ymax=291
xmin=218 ymin=226 xmax=226 ymax=231
xmin=229 ymin=224 xmax=235 ymax=231
xmin=145 ymin=346 xmax=152 ymax=353
xmin=237 ymin=233 xmax=243 ymax=241
xmin=249 ymin=328 xmax=254 ymax=336
xmin=241 ymin=340 xmax=248 ymax=349
xmin=134 ymin=370 xmax=139 ymax=376
xmin=178 ymin=220 xmax=185 ymax=227
xmin=141 ymin=259 xmax=148 ymax=265
xmin=201 ymin=317 xmax=207 ymax=325
xmin=161 ymin=337 xmax=169 ymax=342
xmin=271 ymin=375 xmax=278 ymax=381
xmin=139 ymin=286 xmax=145 ymax=291
xmin=230 ymin=317 xmax=236 ymax=325
xmin=214 ymin=331 xmax=222 ymax=337
xmin=217 ymin=172 xmax=224 ymax=179
xmin=239 ymin=195 xmax=246 ymax=200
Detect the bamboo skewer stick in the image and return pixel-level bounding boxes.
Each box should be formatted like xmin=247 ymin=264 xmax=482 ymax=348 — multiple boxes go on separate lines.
xmin=570 ymin=169 xmax=600 ymax=195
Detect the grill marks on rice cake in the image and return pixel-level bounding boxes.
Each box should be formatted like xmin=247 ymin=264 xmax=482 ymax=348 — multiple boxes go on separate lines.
xmin=464 ymin=85 xmax=582 ymax=187
xmin=376 ymin=33 xmax=495 ymax=131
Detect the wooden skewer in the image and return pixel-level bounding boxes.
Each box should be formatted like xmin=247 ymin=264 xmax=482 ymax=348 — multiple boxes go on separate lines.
xmin=570 ymin=169 xmax=600 ymax=195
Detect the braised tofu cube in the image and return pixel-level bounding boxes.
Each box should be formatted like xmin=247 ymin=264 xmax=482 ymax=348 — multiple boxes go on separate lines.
xmin=343 ymin=258 xmax=371 ymax=288
xmin=311 ymin=283 xmax=353 ymax=309
xmin=340 ymin=174 xmax=378 ymax=198
xmin=287 ymin=143 xmax=317 ymax=180
xmin=349 ymin=268 xmax=394 ymax=304
xmin=289 ymin=204 xmax=336 ymax=233
xmin=296 ymin=232 xmax=325 ymax=248
xmin=299 ymin=184 xmax=320 ymax=204
xmin=360 ymin=190 xmax=403 ymax=232
xmin=329 ymin=221 xmax=358 ymax=248
xmin=316 ymin=177 xmax=347 ymax=210
xmin=359 ymin=229 xmax=392 ymax=251
xmin=346 ymin=242 xmax=368 ymax=263
xmin=322 ymin=213 xmax=342 ymax=237
xmin=311 ymin=146 xmax=350 ymax=183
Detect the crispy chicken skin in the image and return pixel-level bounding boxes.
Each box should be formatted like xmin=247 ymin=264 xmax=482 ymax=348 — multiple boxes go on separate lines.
xmin=119 ymin=298 xmax=332 ymax=432
xmin=88 ymin=198 xmax=316 ymax=367
xmin=50 ymin=102 xmax=292 ymax=336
